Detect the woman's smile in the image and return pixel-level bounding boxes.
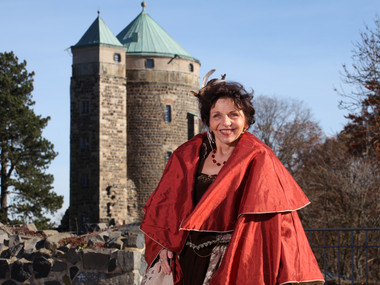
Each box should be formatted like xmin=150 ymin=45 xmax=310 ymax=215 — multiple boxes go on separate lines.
xmin=209 ymin=97 xmax=248 ymax=147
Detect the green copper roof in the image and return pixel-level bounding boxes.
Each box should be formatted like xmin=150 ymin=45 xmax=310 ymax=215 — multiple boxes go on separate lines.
xmin=74 ymin=14 xmax=124 ymax=48
xmin=117 ymin=8 xmax=199 ymax=62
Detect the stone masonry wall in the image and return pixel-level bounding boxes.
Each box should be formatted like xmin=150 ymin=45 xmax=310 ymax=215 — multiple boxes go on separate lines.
xmin=0 ymin=223 xmax=146 ymax=285
xmin=126 ymin=70 xmax=200 ymax=213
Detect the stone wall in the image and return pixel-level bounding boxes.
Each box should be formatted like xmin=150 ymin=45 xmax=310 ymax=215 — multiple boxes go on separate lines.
xmin=126 ymin=67 xmax=200 ymax=212
xmin=0 ymin=223 xmax=146 ymax=285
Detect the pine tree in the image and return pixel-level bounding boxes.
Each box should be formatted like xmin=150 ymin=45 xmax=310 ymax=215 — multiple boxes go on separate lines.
xmin=0 ymin=51 xmax=63 ymax=228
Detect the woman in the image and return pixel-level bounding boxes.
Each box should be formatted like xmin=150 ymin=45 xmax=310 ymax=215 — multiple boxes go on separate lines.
xmin=141 ymin=72 xmax=324 ymax=285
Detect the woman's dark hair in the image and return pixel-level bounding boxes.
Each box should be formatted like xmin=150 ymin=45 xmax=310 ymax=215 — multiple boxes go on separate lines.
xmin=196 ymin=81 xmax=255 ymax=128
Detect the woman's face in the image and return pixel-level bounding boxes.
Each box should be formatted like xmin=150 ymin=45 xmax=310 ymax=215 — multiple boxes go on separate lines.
xmin=209 ymin=97 xmax=248 ymax=147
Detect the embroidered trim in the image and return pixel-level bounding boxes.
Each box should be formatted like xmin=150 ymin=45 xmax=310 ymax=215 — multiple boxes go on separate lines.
xmin=186 ymin=234 xmax=231 ymax=250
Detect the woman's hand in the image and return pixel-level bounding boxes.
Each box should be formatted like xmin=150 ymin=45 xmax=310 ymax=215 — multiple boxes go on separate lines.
xmin=158 ymin=248 xmax=174 ymax=275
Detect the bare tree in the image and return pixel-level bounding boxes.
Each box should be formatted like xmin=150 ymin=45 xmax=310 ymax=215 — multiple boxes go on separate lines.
xmin=296 ymin=137 xmax=380 ymax=281
xmin=250 ymin=95 xmax=324 ymax=174
xmin=336 ymin=16 xmax=380 ymax=163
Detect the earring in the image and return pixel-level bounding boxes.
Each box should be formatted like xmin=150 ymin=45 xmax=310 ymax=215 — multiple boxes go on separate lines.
xmin=207 ymin=130 xmax=216 ymax=150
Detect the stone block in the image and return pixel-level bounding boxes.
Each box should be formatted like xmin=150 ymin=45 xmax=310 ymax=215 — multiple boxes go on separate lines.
xmin=82 ymin=249 xmax=112 ymax=271
xmin=62 ymin=274 xmax=71 ymax=285
xmin=6 ymin=235 xmax=22 ymax=248
xmin=0 ymin=259 xmax=9 ymax=278
xmin=115 ymin=250 xmax=142 ymax=273
xmin=69 ymin=266 xmax=79 ymax=280
xmin=33 ymin=256 xmax=51 ymax=278
xmin=42 ymin=230 xmax=59 ymax=237
xmin=65 ymin=248 xmax=80 ymax=265
xmin=107 ymin=236 xmax=125 ymax=250
xmin=23 ymin=237 xmax=42 ymax=251
xmin=24 ymin=223 xmax=38 ymax=232
xmin=108 ymin=230 xmax=123 ymax=241
xmin=44 ymin=281 xmax=61 ymax=285
xmin=107 ymin=258 xmax=117 ymax=272
xmin=11 ymin=260 xmax=31 ymax=282
xmin=73 ymin=272 xmax=99 ymax=285
xmin=37 ymin=248 xmax=53 ymax=258
xmin=0 ymin=231 xmax=9 ymax=244
xmin=2 ymin=280 xmax=17 ymax=285
xmin=125 ymin=232 xmax=145 ymax=249
xmin=51 ymin=260 xmax=67 ymax=272
xmin=45 ymin=232 xmax=73 ymax=250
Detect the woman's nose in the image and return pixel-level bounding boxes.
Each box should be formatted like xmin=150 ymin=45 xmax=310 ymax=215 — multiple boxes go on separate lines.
xmin=222 ymin=116 xmax=232 ymax=126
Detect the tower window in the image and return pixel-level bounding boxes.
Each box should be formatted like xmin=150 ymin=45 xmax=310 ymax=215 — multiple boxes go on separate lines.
xmin=189 ymin=63 xmax=194 ymax=72
xmin=145 ymin=59 xmax=154 ymax=68
xmin=80 ymin=174 xmax=89 ymax=188
xmin=166 ymin=152 xmax=172 ymax=164
xmin=114 ymin=53 xmax=121 ymax=62
xmin=187 ymin=113 xmax=195 ymax=139
xmin=165 ymin=105 xmax=172 ymax=123
xmin=80 ymin=137 xmax=89 ymax=152
xmin=81 ymin=101 xmax=89 ymax=114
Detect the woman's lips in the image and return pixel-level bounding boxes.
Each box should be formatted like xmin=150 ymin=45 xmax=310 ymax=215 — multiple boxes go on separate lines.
xmin=219 ymin=129 xmax=234 ymax=135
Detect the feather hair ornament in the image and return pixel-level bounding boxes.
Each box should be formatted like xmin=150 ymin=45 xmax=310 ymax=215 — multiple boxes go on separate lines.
xmin=191 ymin=69 xmax=226 ymax=98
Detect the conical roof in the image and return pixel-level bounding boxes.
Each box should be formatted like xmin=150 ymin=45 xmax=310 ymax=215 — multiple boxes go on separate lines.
xmin=117 ymin=6 xmax=199 ymax=62
xmin=74 ymin=13 xmax=124 ymax=48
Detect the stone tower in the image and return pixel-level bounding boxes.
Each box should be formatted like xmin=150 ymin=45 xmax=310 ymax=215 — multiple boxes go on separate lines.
xmin=69 ymin=4 xmax=200 ymax=229
xmin=117 ymin=4 xmax=200 ymax=214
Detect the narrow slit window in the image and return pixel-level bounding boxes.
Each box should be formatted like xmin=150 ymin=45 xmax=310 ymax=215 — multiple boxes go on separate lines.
xmin=166 ymin=152 xmax=172 ymax=164
xmin=80 ymin=174 xmax=89 ymax=188
xmin=81 ymin=101 xmax=89 ymax=114
xmin=80 ymin=137 xmax=89 ymax=152
xmin=165 ymin=105 xmax=172 ymax=123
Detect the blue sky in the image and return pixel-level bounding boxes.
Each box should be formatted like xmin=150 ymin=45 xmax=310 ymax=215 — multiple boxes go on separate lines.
xmin=1 ymin=0 xmax=379 ymax=223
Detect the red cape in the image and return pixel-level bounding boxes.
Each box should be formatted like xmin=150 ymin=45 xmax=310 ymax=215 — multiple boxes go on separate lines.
xmin=141 ymin=132 xmax=324 ymax=284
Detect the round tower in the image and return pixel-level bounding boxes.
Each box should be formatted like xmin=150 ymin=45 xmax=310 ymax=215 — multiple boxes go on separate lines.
xmin=117 ymin=3 xmax=201 ymax=213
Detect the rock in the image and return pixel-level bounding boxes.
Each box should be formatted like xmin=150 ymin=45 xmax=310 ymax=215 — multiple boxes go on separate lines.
xmin=114 ymin=250 xmax=140 ymax=273
xmin=65 ymin=248 xmax=80 ymax=265
xmin=97 ymin=223 xmax=108 ymax=231
xmin=52 ymin=260 xmax=67 ymax=272
xmin=42 ymin=230 xmax=59 ymax=237
xmin=84 ymin=233 xmax=104 ymax=246
xmin=33 ymin=256 xmax=51 ymax=278
xmin=37 ymin=247 xmax=53 ymax=258
xmin=2 ymin=280 xmax=17 ymax=285
xmin=35 ymin=239 xmax=45 ymax=250
xmin=0 ymin=259 xmax=9 ymax=278
xmin=62 ymin=274 xmax=71 ymax=285
xmin=73 ymin=272 xmax=99 ymax=284
xmin=44 ymin=232 xmax=73 ymax=250
xmin=1 ymin=243 xmax=24 ymax=259
xmin=6 ymin=235 xmax=22 ymax=248
xmin=23 ymin=237 xmax=42 ymax=251
xmin=44 ymin=281 xmax=61 ymax=285
xmin=69 ymin=266 xmax=79 ymax=280
xmin=108 ymin=258 xmax=117 ymax=272
xmin=82 ymin=248 xmax=112 ymax=271
xmin=24 ymin=223 xmax=38 ymax=232
xmin=106 ymin=236 xmax=125 ymax=249
xmin=11 ymin=260 xmax=31 ymax=282
xmin=0 ymin=231 xmax=9 ymax=244
xmin=108 ymin=230 xmax=123 ymax=241
xmin=0 ymin=222 xmax=12 ymax=235
xmin=125 ymin=232 xmax=145 ymax=249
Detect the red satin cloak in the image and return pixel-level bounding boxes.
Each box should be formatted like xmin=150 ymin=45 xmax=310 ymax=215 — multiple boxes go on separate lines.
xmin=141 ymin=132 xmax=324 ymax=284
